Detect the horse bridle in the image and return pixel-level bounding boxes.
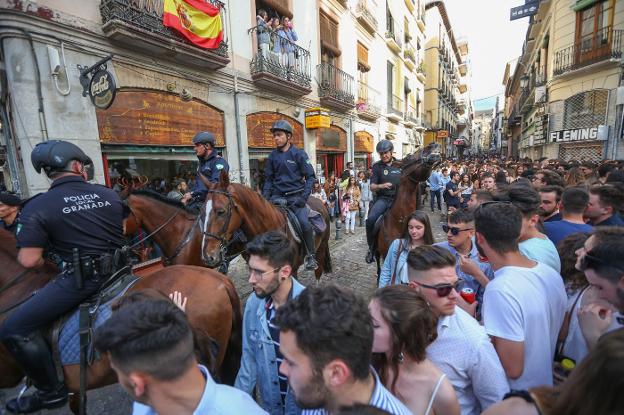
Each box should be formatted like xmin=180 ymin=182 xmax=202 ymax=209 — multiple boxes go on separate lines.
xmin=200 ymin=189 xmax=245 ymax=266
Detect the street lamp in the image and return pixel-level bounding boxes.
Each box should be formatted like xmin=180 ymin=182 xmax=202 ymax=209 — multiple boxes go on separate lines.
xmin=520 ymin=75 xmax=529 ymax=89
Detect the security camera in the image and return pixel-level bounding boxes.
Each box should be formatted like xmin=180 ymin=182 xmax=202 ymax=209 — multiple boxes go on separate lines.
xmin=47 ymin=45 xmax=61 ymax=76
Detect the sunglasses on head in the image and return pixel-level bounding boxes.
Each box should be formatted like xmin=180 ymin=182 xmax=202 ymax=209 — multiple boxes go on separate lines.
xmin=414 ymin=279 xmax=464 ymax=297
xmin=442 ymin=225 xmax=474 ymax=236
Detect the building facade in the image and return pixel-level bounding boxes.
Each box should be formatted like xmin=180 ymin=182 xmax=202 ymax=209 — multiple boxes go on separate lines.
xmin=0 ymin=0 xmax=430 ymax=196
xmin=504 ymin=0 xmax=624 ymax=161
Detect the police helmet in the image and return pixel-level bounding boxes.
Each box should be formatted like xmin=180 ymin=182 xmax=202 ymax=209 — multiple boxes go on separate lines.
xmin=376 ymin=139 xmax=394 ymax=154
xmin=31 ymin=140 xmax=92 ymax=174
xmin=192 ymin=131 xmax=216 ymax=147
xmin=270 ymin=120 xmax=293 ymax=135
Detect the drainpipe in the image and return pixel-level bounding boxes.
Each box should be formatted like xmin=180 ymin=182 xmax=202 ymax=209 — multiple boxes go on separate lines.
xmin=225 ymin=5 xmax=245 ymax=184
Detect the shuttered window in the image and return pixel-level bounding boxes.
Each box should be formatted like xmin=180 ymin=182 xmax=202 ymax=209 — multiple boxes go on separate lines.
xmin=320 ymin=12 xmax=341 ymax=56
xmin=357 ymin=42 xmax=370 ymax=72
xmin=261 ymin=0 xmax=293 ymax=19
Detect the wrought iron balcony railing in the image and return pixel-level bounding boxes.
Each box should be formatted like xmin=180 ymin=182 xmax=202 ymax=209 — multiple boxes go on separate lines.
xmin=357 ymin=82 xmax=382 ymax=119
xmin=249 ymin=25 xmax=312 ymax=95
xmin=554 ymin=26 xmax=623 ymax=76
xmin=404 ymin=105 xmax=419 ymax=125
xmin=317 ymin=63 xmax=355 ymax=111
xmin=356 ymin=0 xmax=378 ymax=34
xmin=387 ymin=94 xmax=403 ymax=117
xmin=100 ymin=0 xmax=228 ymax=57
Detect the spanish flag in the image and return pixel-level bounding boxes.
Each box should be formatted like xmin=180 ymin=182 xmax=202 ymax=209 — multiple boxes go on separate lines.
xmin=163 ymin=0 xmax=223 ymax=49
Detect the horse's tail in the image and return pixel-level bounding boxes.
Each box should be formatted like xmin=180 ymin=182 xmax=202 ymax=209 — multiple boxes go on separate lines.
xmin=322 ymin=238 xmax=332 ymax=274
xmin=219 ymin=278 xmax=243 ymax=386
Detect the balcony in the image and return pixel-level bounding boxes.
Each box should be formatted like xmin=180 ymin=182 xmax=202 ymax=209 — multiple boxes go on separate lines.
xmin=554 ymin=26 xmax=624 ymax=77
xmin=416 ymin=62 xmax=426 ymax=83
xmin=403 ymin=105 xmax=419 ymax=128
xmin=458 ymin=63 xmax=467 ymax=76
xmin=100 ymin=0 xmax=229 ymax=70
xmin=404 ymin=47 xmax=416 ymax=70
xmin=386 ymin=94 xmax=403 ymax=122
xmin=317 ymin=63 xmax=355 ymax=112
xmin=355 ymin=1 xmax=378 ymax=34
xmin=416 ymin=15 xmax=426 ymax=33
xmin=356 ymin=82 xmax=382 ymax=121
xmin=534 ymin=65 xmax=547 ymax=87
xmin=385 ymin=30 xmax=403 ymax=54
xmin=249 ymin=27 xmax=312 ymax=96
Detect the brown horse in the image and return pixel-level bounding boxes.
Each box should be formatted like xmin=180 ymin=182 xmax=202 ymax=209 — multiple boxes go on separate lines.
xmin=124 ymin=191 xmax=205 ymax=266
xmin=199 ymin=171 xmax=332 ymax=281
xmin=374 ymin=144 xmax=441 ymax=273
xmin=0 ymin=229 xmax=242 ymax=412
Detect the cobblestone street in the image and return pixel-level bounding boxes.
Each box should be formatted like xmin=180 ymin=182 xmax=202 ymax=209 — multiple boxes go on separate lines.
xmin=1 ymin=209 xmax=448 ymax=415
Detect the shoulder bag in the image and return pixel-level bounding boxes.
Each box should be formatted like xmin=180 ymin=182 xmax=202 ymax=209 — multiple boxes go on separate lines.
xmin=390 ymin=240 xmax=403 ymax=285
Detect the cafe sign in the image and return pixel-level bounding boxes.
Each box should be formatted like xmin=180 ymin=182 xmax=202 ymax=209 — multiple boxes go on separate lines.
xmin=305 ymin=107 xmax=330 ymax=129
xmin=89 ymin=69 xmax=117 ymax=109
xmin=437 ymin=130 xmax=449 ymax=138
xmin=550 ymin=126 xmax=607 ymax=143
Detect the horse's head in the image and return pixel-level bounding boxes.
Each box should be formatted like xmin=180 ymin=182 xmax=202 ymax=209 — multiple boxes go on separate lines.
xmin=198 ymin=170 xmax=242 ymax=268
xmin=414 ymin=143 xmax=442 ymax=166
xmin=401 ymin=143 xmax=442 ymax=183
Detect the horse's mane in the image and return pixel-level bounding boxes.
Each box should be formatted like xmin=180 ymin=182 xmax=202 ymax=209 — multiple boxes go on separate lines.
xmin=130 ymin=189 xmax=193 ymax=212
xmin=229 ymin=183 xmax=272 ymax=208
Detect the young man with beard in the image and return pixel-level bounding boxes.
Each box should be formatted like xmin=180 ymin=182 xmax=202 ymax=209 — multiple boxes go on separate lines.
xmin=235 ymin=231 xmax=304 ymax=415
xmin=544 ymin=186 xmax=593 ymax=246
xmin=475 ymin=203 xmax=567 ymax=389
xmin=274 ymin=285 xmax=411 ymax=415
xmin=585 ymin=184 xmax=624 ymax=227
xmin=406 ymin=246 xmax=508 ymax=415
xmin=94 ymin=297 xmax=265 ymax=415
xmin=538 ymin=185 xmax=563 ymax=223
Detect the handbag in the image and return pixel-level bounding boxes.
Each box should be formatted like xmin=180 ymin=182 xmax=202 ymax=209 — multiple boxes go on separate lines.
xmin=553 ymin=285 xmax=589 ymax=383
xmin=390 ymin=241 xmax=403 ymax=285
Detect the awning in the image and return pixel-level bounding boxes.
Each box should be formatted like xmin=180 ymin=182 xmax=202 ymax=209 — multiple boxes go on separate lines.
xmin=572 ymin=0 xmax=600 ymax=12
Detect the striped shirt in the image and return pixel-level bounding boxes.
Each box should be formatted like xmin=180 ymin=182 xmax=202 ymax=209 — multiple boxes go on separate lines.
xmin=266 ymin=298 xmax=289 ymax=402
xmin=302 ymin=369 xmax=412 ymax=415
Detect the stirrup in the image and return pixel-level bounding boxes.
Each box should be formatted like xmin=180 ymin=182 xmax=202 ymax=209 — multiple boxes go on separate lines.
xmin=304 ymin=255 xmax=318 ymax=271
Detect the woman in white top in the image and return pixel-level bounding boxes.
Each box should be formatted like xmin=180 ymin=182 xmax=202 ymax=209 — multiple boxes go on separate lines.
xmin=370 ymin=286 xmax=460 ymax=415
xmin=458 ymin=173 xmax=473 ymax=209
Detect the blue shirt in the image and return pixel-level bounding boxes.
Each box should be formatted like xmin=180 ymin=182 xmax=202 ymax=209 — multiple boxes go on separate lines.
xmin=544 ymin=220 xmax=593 ymax=247
xmin=595 ymin=213 xmax=624 ymax=227
xmin=191 ymin=151 xmax=229 ymax=200
xmin=132 ymin=364 xmax=267 ymax=415
xmin=428 ymin=171 xmax=444 ymax=192
xmin=302 ymin=369 xmax=412 ymax=415
xmin=519 ymin=237 xmax=561 ymax=273
xmin=263 ymin=145 xmax=315 ymax=201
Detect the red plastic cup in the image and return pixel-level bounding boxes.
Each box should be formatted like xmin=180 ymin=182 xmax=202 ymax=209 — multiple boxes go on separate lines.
xmin=460 ymin=288 xmax=476 ymax=304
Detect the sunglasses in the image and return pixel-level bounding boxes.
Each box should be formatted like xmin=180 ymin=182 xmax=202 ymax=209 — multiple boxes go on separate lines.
xmin=414 ymin=279 xmax=464 ymax=297
xmin=442 ymin=225 xmax=474 ymax=236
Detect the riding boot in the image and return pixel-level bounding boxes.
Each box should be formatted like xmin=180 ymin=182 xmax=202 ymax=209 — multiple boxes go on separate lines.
xmin=302 ymin=229 xmax=318 ymax=271
xmin=3 ymin=333 xmax=68 ymax=414
xmin=365 ymin=225 xmax=375 ymax=264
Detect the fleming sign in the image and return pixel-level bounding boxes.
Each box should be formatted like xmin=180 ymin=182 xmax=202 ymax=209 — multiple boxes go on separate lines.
xmin=550 ymin=127 xmax=606 ymax=143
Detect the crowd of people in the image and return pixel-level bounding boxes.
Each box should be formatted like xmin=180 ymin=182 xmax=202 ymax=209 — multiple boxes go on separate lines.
xmin=256 ymin=9 xmax=299 ymax=70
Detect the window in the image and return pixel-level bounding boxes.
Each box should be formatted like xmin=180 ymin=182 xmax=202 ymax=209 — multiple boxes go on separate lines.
xmin=575 ymin=0 xmax=614 ymax=63
xmin=387 ymin=61 xmax=394 ymax=108
xmin=320 ymin=12 xmax=341 ymax=62
xmin=386 ymin=3 xmax=394 ymax=35
xmin=563 ymin=89 xmax=608 ymax=129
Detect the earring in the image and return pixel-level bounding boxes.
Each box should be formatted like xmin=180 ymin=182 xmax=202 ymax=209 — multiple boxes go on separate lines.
xmin=398 ymin=352 xmax=404 ymax=363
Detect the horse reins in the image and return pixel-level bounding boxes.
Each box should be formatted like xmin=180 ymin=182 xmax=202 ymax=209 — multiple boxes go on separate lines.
xmin=200 ymin=189 xmax=245 ymax=266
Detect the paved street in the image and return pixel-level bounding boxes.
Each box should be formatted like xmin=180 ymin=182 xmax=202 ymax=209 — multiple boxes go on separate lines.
xmin=1 ymin=209 xmax=448 ymax=415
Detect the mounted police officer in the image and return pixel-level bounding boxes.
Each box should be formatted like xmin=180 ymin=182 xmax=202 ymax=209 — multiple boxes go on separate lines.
xmin=181 ymin=131 xmax=229 ymax=209
xmin=0 ymin=191 xmax=22 ymax=234
xmin=262 ymin=120 xmax=318 ymax=270
xmin=365 ymin=139 xmax=402 ymax=263
xmin=0 ymin=140 xmax=124 ymax=413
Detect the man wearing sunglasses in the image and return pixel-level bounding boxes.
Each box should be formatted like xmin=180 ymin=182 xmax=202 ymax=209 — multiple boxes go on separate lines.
xmin=407 ymin=246 xmax=508 ymax=415
xmin=235 ymin=231 xmax=305 ymax=414
xmin=435 ymin=209 xmax=494 ymax=317
xmin=474 ymin=202 xmax=566 ymax=390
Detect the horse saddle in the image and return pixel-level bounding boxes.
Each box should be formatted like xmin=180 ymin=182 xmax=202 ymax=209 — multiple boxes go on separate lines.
xmin=50 ymin=272 xmax=139 ymax=369
xmin=274 ymin=204 xmax=326 ymax=245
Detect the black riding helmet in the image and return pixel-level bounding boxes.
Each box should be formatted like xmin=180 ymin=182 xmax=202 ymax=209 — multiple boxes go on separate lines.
xmin=192 ymin=131 xmax=216 ymax=147
xmin=376 ymin=139 xmax=393 ymax=154
xmin=31 ymin=140 xmax=92 ymax=175
xmin=270 ymin=120 xmax=293 ymax=135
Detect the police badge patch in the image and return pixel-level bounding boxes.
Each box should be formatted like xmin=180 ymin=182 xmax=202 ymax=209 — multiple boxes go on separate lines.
xmin=216 ymin=164 xmax=224 ymax=170
xmin=383 ymin=169 xmax=388 ymax=175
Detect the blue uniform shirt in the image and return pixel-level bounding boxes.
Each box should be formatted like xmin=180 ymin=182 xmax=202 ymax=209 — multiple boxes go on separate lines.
xmin=263 ymin=145 xmax=315 ymax=201
xmin=16 ymin=176 xmax=124 ymax=262
xmin=370 ymin=160 xmax=401 ymax=199
xmin=191 ymin=151 xmax=229 ymax=200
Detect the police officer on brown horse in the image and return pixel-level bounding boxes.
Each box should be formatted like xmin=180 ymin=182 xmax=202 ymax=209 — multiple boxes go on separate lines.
xmin=0 ymin=140 xmax=124 ymax=413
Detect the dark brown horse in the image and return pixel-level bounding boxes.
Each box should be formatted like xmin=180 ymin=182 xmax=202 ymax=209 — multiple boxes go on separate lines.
xmin=0 ymin=229 xmax=242 ymax=413
xmin=374 ymin=144 xmax=441 ymax=273
xmin=199 ymin=172 xmax=332 ymax=281
xmin=124 ymin=191 xmax=204 ymax=266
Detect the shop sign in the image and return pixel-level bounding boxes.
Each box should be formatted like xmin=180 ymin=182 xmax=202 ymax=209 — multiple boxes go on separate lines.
xmin=437 ymin=130 xmax=449 ymax=138
xmin=354 ymin=131 xmax=373 ymax=153
xmin=96 ymin=90 xmax=225 ymax=146
xmin=453 ymin=139 xmax=466 ymax=146
xmin=246 ymin=112 xmax=304 ymax=148
xmin=550 ymin=127 xmax=607 ymax=143
xmin=89 ymin=69 xmax=116 ymax=110
xmin=305 ymin=107 xmax=330 ymax=129
xmin=317 ymin=125 xmax=347 ymax=152
xmin=510 ymin=1 xmax=539 ymax=21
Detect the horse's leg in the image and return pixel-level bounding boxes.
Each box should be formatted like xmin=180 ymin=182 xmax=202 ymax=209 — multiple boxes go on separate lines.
xmin=217 ymin=279 xmax=243 ymax=386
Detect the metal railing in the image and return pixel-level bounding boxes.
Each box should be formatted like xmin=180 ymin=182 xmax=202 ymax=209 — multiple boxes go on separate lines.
xmin=317 ymin=63 xmax=355 ymax=104
xmin=356 ymin=0 xmax=378 ymax=30
xmin=100 ymin=0 xmax=228 ymax=56
xmin=554 ymin=27 xmax=623 ymax=76
xmin=404 ymin=105 xmax=419 ymax=124
xmin=534 ymin=65 xmax=546 ymax=86
xmin=404 ymin=46 xmax=416 ymax=63
xmin=387 ymin=93 xmax=403 ymax=116
xmin=357 ymin=82 xmax=382 ymax=114
xmin=385 ymin=30 xmax=403 ymax=49
xmin=249 ymin=26 xmax=311 ymax=90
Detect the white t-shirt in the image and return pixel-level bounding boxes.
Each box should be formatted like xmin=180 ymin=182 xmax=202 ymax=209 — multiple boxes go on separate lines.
xmin=483 ymin=262 xmax=567 ymax=390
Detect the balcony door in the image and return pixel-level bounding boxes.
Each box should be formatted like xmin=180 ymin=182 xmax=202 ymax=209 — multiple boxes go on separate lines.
xmin=575 ymin=0 xmax=614 ymax=66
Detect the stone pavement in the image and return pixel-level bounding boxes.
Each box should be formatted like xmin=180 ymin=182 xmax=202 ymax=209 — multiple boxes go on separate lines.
xmin=0 ymin=208 xmax=449 ymax=414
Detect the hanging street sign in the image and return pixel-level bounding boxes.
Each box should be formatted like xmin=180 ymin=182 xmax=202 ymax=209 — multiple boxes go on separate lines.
xmin=510 ymin=1 xmax=540 ymax=21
